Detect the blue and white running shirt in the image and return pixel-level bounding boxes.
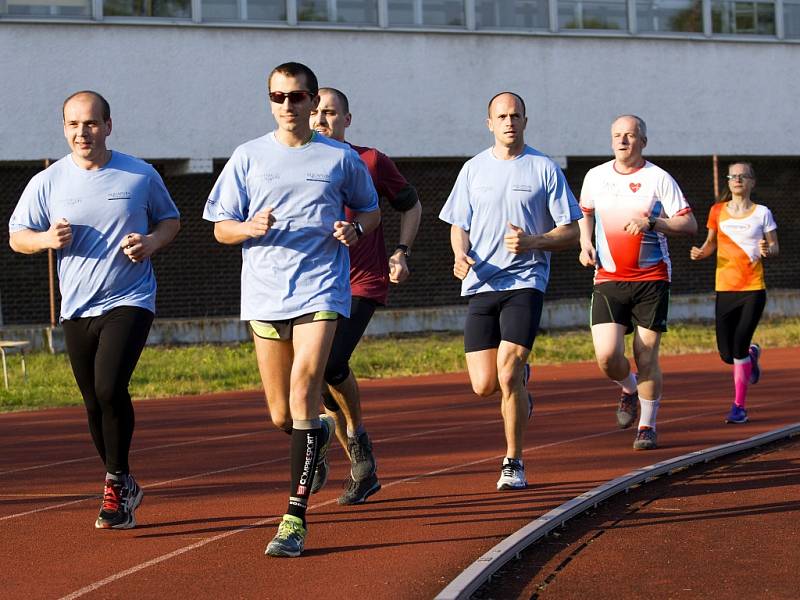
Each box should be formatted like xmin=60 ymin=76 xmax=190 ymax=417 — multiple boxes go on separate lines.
xmin=439 ymin=145 xmax=582 ymax=295
xmin=203 ymin=132 xmax=379 ymax=320
xmin=9 ymin=151 xmax=180 ymax=320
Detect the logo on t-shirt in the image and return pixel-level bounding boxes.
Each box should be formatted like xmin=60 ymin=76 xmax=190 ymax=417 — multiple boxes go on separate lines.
xmin=107 ymin=192 xmax=132 ymax=201
xmin=252 ymin=173 xmax=280 ymax=183
xmin=722 ymin=222 xmax=751 ymax=233
xmin=512 ymin=184 xmax=533 ymax=192
xmin=629 ymin=183 xmax=641 ymax=193
xmin=306 ymin=173 xmax=332 ymax=183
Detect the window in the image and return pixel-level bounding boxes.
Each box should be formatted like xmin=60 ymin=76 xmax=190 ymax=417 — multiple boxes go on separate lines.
xmin=476 ymin=0 xmax=548 ymax=29
xmin=559 ymin=0 xmax=627 ymax=29
xmin=783 ymin=0 xmax=800 ymax=37
xmin=2 ymin=0 xmax=90 ymax=17
xmin=104 ymin=0 xmax=190 ymax=16
xmin=636 ymin=0 xmax=702 ymax=32
xmin=201 ymin=0 xmax=284 ymax=21
xmin=297 ymin=0 xmax=378 ymax=24
xmin=711 ymin=0 xmax=775 ymax=34
xmin=389 ymin=0 xmax=465 ymax=26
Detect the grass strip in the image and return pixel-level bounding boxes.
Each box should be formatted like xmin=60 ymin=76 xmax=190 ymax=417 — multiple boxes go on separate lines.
xmin=1 ymin=317 xmax=798 ymax=412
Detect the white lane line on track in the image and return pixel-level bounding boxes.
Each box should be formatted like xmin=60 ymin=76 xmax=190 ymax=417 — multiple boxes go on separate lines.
xmin=54 ymin=397 xmax=799 ymax=600
xmin=0 ymin=385 xmax=507 ymax=475
xmin=0 ymin=430 xmax=263 ymax=477
xmin=0 ymin=457 xmax=287 ymax=522
xmin=0 ymin=384 xmax=614 ymax=477
xmin=3 ymin=393 xmax=793 ymax=523
xmin=0 ymin=416 xmax=505 ymax=523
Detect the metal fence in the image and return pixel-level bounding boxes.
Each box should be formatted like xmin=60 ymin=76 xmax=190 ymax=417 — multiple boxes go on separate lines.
xmin=1 ymin=155 xmax=797 ymax=325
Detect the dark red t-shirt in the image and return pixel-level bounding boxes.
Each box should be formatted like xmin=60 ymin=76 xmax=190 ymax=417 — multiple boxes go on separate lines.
xmin=344 ymin=144 xmax=409 ymax=304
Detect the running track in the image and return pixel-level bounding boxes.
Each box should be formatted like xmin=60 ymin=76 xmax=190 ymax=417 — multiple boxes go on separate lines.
xmin=1 ymin=348 xmax=798 ymax=599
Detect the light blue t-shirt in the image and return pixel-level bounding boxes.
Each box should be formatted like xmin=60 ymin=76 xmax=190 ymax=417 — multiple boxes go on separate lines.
xmin=439 ymin=145 xmax=582 ymax=295
xmin=9 ymin=151 xmax=180 ymax=320
xmin=203 ymin=132 xmax=379 ymax=321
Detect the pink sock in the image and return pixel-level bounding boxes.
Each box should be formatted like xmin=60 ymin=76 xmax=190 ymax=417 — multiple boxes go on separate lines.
xmin=733 ymin=358 xmax=752 ymax=408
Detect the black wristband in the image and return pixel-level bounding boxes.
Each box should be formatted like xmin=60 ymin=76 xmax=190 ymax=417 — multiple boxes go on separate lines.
xmin=394 ymin=244 xmax=410 ymax=258
xmin=352 ymin=221 xmax=364 ymax=238
xmin=647 ymin=216 xmax=657 ymax=231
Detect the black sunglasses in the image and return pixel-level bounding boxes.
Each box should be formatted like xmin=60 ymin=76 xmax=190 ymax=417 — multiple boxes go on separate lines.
xmin=268 ymin=90 xmax=315 ymax=104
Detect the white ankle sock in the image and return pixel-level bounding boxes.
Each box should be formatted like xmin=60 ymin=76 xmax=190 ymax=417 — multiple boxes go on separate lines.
xmin=614 ymin=372 xmax=638 ymax=395
xmin=638 ymin=397 xmax=660 ymax=430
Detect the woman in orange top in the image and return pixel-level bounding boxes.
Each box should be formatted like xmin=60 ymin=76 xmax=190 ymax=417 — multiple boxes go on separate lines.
xmin=690 ymin=162 xmax=779 ymax=424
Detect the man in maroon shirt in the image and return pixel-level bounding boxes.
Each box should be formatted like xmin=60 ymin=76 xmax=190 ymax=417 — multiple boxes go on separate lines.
xmin=310 ymin=87 xmax=422 ymax=505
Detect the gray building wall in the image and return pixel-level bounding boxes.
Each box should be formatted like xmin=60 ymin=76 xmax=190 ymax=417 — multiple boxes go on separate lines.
xmin=1 ymin=23 xmax=799 ymax=163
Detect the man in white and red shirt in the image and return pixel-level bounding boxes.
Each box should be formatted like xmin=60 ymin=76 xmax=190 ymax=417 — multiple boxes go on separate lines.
xmin=578 ymin=115 xmax=697 ymax=450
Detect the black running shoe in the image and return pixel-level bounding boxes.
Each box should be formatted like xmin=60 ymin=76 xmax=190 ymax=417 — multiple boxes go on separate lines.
xmin=616 ymin=391 xmax=638 ymax=429
xmin=633 ymin=426 xmax=658 ymax=450
xmin=338 ymin=473 xmax=381 ymax=505
xmin=347 ymin=431 xmax=377 ymax=482
xmin=95 ymin=474 xmax=143 ymax=529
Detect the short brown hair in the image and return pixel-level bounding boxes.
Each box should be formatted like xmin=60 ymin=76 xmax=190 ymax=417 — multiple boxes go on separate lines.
xmin=318 ymin=87 xmax=350 ymax=114
xmin=268 ymin=62 xmax=319 ymax=95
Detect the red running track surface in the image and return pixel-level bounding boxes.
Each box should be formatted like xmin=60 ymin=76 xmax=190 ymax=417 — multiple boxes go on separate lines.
xmin=1 ymin=348 xmax=798 ymax=599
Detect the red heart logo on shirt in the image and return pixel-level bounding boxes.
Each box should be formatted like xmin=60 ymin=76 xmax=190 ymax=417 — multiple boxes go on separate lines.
xmin=629 ymin=183 xmax=641 ymax=193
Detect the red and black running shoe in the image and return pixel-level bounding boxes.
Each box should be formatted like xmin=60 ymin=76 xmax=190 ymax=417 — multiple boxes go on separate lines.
xmin=95 ymin=475 xmax=143 ymax=529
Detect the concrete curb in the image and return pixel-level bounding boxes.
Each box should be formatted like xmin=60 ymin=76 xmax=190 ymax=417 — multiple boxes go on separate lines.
xmin=434 ymin=422 xmax=800 ymax=600
xmin=1 ymin=289 xmax=797 ymax=352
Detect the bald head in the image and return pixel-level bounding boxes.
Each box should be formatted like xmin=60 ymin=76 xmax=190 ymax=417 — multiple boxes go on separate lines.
xmin=610 ymin=114 xmax=647 ymax=168
xmin=612 ymin=114 xmax=647 ymax=140
xmin=486 ymin=92 xmax=527 ymax=152
xmin=488 ymin=92 xmax=526 ymax=118
xmin=63 ymin=90 xmax=110 ymax=123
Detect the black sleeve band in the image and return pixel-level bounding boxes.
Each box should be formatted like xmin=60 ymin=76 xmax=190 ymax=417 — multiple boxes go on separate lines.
xmin=388 ymin=184 xmax=419 ymax=213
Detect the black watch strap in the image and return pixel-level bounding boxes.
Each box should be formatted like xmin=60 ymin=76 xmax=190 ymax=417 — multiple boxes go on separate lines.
xmin=352 ymin=221 xmax=364 ymax=238
xmin=394 ymin=244 xmax=410 ymax=258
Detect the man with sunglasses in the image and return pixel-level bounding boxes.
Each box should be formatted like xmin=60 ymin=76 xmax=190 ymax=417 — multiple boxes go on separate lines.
xmin=440 ymin=92 xmax=581 ymax=491
xmin=578 ymin=115 xmax=697 ymax=451
xmin=203 ymin=62 xmax=380 ymax=558
xmin=309 ymin=87 xmax=422 ymax=506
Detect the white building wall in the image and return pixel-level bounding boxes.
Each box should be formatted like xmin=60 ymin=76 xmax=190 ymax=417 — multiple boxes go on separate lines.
xmin=1 ymin=22 xmax=799 ymax=162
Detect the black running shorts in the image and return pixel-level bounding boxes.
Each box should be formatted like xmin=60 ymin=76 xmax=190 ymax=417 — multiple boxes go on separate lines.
xmin=464 ymin=288 xmax=544 ymax=353
xmin=590 ymin=280 xmax=670 ymax=334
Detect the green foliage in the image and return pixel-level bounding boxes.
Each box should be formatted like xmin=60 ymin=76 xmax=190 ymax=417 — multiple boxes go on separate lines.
xmin=1 ymin=317 xmax=798 ymax=412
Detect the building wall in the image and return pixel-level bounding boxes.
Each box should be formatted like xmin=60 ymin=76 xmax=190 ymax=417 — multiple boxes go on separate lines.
xmin=1 ymin=156 xmax=797 ymax=325
xmin=1 ymin=23 xmax=799 ymax=161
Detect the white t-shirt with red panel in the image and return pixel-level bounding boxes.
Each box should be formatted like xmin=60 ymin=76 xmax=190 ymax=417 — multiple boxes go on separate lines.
xmin=580 ymin=159 xmax=692 ymax=283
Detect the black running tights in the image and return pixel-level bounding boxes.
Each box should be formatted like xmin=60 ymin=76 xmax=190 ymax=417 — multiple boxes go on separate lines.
xmin=715 ymin=290 xmax=766 ymax=364
xmin=62 ymin=306 xmax=154 ymax=474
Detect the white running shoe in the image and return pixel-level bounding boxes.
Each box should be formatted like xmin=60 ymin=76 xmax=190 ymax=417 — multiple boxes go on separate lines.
xmin=496 ymin=458 xmax=527 ymax=490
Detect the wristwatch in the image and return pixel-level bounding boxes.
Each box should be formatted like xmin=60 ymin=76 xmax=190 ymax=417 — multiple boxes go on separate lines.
xmin=394 ymin=244 xmax=411 ymax=258
xmin=351 ymin=221 xmax=364 ymax=238
xmin=647 ymin=216 xmax=657 ymax=231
